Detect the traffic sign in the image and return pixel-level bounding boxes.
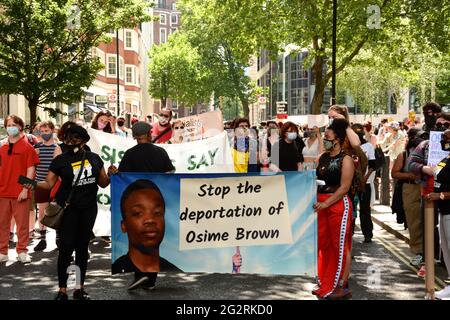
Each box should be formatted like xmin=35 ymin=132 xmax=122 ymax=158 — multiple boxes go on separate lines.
xmin=258 ymin=96 xmax=267 ymax=104
xmin=108 ymin=94 xmax=117 ymax=102
xmin=95 ymin=95 xmax=108 ymax=104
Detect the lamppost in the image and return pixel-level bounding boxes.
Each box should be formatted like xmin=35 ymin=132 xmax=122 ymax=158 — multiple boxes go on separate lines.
xmin=331 ymin=0 xmax=337 ymax=105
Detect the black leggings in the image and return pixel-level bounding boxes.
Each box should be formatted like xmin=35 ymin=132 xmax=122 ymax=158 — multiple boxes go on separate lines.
xmin=57 ymin=205 xmax=97 ymax=288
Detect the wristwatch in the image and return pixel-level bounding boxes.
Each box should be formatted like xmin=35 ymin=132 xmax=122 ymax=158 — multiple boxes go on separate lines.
xmin=440 ymin=192 xmax=445 ymax=200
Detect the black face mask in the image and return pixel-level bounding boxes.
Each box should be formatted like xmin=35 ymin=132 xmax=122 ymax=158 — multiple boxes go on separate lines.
xmin=425 ymin=115 xmax=437 ymax=129
xmin=117 ymin=121 xmax=125 ymax=127
xmin=66 ymin=144 xmax=82 ymax=153
xmin=441 ymin=140 xmax=450 ymax=152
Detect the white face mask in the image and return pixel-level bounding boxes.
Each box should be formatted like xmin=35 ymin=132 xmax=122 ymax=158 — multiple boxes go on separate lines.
xmin=287 ymin=132 xmax=297 ymax=141
xmin=159 ymin=118 xmax=169 ymax=126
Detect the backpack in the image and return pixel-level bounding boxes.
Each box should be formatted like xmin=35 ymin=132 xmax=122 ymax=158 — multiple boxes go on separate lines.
xmin=374 ymin=145 xmax=386 ymax=170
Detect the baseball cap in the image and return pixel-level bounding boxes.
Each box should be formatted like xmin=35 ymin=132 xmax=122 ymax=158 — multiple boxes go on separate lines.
xmin=132 ymin=121 xmax=152 ymax=137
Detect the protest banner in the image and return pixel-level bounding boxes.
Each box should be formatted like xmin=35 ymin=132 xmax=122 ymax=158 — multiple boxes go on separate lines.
xmin=428 ymin=131 xmax=449 ymax=167
xmin=87 ymin=128 xmax=234 ymax=237
xmin=177 ymin=110 xmax=224 ymax=141
xmin=111 ymin=171 xmax=317 ymax=276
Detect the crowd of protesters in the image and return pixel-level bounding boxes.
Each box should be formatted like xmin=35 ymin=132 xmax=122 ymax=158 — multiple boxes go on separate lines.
xmin=1 ymin=101 xmax=450 ymax=300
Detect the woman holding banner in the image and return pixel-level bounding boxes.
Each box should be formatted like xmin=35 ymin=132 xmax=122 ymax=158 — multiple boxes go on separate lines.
xmin=313 ymin=119 xmax=355 ymax=300
xmin=23 ymin=125 xmax=111 ymax=300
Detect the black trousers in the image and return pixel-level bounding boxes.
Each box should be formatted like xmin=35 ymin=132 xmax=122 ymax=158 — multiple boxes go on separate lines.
xmin=359 ymin=184 xmax=373 ymax=240
xmin=57 ymin=205 xmax=97 ymax=288
xmin=135 ymin=272 xmax=158 ymax=284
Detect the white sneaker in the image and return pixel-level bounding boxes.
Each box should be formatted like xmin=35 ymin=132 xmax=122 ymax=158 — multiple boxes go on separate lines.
xmin=410 ymin=254 xmax=423 ymax=267
xmin=435 ymin=285 xmax=450 ymax=300
xmin=17 ymin=252 xmax=31 ymax=264
xmin=0 ymin=253 xmax=8 ymax=263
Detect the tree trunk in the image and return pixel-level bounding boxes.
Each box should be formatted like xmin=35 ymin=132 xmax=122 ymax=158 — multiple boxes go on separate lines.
xmin=241 ymin=97 xmax=249 ymax=119
xmin=28 ymin=99 xmax=38 ymax=126
xmin=311 ymin=56 xmax=326 ymax=115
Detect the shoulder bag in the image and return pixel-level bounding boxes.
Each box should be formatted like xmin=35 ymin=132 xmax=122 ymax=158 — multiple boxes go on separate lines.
xmin=41 ymin=151 xmax=86 ymax=229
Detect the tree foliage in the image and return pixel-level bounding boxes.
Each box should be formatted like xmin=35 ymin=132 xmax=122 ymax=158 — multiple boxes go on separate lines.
xmin=179 ymin=0 xmax=449 ymax=114
xmin=0 ymin=0 xmax=151 ymax=124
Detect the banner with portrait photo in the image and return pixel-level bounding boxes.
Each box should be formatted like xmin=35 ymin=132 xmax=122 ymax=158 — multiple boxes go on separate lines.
xmin=111 ymin=171 xmax=317 ymax=276
xmin=87 ymin=128 xmax=234 ymax=237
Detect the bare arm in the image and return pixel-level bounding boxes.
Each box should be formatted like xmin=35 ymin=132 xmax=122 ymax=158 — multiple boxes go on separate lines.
xmin=53 ymin=145 xmax=62 ymax=158
xmin=391 ymin=153 xmax=416 ymax=180
xmin=97 ymin=168 xmax=110 ymax=188
xmin=36 ymin=171 xmax=59 ymax=190
xmin=346 ymin=128 xmax=361 ymax=148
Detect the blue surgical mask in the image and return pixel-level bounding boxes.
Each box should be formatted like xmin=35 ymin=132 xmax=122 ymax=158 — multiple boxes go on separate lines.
xmin=323 ymin=138 xmax=335 ymax=150
xmin=287 ymin=132 xmax=297 ymax=141
xmin=7 ymin=127 xmax=20 ymax=137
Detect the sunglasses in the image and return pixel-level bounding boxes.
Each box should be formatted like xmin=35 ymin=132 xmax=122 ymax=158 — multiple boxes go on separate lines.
xmin=7 ymin=143 xmax=13 ymax=155
xmin=174 ymin=126 xmax=184 ymax=130
xmin=436 ymin=122 xmax=450 ymax=129
xmin=160 ymin=114 xmax=170 ymax=118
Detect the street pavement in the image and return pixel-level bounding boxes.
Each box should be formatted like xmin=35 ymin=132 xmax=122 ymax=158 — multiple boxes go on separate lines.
xmin=0 ymin=206 xmax=446 ymax=300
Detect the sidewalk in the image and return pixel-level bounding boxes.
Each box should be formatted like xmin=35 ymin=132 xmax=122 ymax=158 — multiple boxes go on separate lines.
xmin=370 ymin=202 xmax=449 ymax=286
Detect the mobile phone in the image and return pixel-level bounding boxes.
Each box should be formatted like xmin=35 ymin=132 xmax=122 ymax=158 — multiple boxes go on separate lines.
xmin=18 ymin=175 xmax=37 ymax=188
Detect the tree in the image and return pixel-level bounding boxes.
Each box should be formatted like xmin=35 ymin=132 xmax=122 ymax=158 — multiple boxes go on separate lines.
xmin=179 ymin=0 xmax=448 ymax=114
xmin=148 ymin=33 xmax=211 ymax=108
xmin=179 ymin=1 xmax=267 ymax=118
xmin=0 ymin=0 xmax=151 ymax=124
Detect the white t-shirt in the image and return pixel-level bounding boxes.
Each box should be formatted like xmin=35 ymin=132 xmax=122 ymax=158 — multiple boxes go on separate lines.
xmin=361 ymin=142 xmax=376 ymax=184
xmin=302 ymin=138 xmax=320 ymax=159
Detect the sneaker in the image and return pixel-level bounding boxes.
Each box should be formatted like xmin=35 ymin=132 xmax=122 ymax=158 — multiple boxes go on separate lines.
xmin=435 ymin=285 xmax=450 ymax=300
xmin=101 ymin=236 xmax=111 ymax=243
xmin=363 ymin=237 xmax=372 ymax=243
xmin=33 ymin=240 xmax=47 ymax=252
xmin=17 ymin=252 xmax=31 ymax=264
xmin=325 ymin=287 xmax=353 ymax=300
xmin=417 ymin=265 xmax=426 ymax=278
xmin=410 ymin=254 xmax=424 ymax=267
xmin=54 ymin=291 xmax=68 ymax=300
xmin=311 ymin=285 xmax=321 ymax=296
xmin=0 ymin=253 xmax=8 ymax=263
xmin=128 ymin=276 xmax=149 ymax=291
xmin=73 ymin=289 xmax=91 ymax=300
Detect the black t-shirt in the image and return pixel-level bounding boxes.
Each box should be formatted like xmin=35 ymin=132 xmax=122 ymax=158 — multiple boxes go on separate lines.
xmin=49 ymin=150 xmax=104 ymax=208
xmin=317 ymin=151 xmax=345 ymax=188
xmin=112 ymin=253 xmax=182 ymax=274
xmin=118 ymin=143 xmax=175 ymax=173
xmin=434 ymin=156 xmax=450 ymax=215
xmin=271 ymin=139 xmax=301 ymax=171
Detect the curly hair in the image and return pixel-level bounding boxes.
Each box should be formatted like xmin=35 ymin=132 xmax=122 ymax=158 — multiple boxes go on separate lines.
xmin=327 ymin=118 xmax=349 ymax=145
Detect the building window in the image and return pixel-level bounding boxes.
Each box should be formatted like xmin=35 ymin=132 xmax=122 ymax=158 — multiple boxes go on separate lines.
xmin=160 ymin=14 xmax=166 ymax=25
xmin=107 ymin=55 xmax=117 ymax=76
xmin=125 ymin=31 xmax=132 ymax=49
xmin=171 ymin=14 xmax=178 ymax=25
xmin=171 ymin=27 xmax=177 ymax=34
xmin=126 ymin=66 xmax=133 ymax=84
xmin=160 ymin=28 xmax=166 ymax=43
xmin=172 ymin=3 xmax=176 ymax=10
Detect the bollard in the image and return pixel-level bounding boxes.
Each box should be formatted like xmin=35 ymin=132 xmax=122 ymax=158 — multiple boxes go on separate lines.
xmin=424 ymin=200 xmax=435 ymax=300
